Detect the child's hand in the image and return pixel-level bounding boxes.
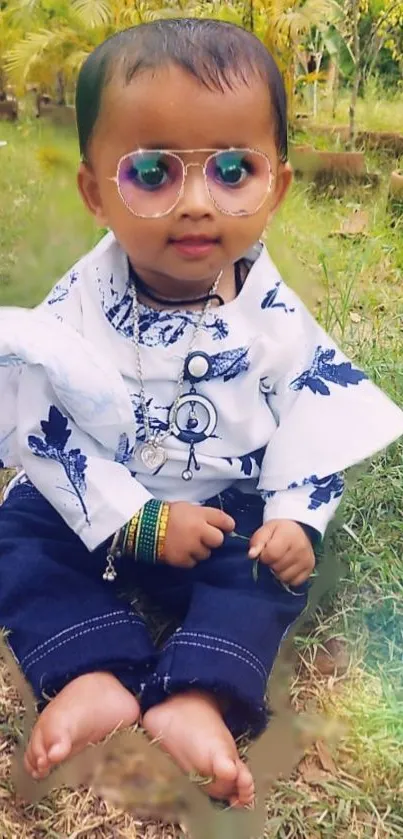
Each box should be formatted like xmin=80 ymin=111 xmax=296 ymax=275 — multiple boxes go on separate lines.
xmin=161 ymin=502 xmax=235 ymax=568
xmin=248 ymin=520 xmax=315 ymax=586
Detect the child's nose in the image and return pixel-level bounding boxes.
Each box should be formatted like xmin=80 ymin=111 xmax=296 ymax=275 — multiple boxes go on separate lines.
xmin=176 ymin=164 xmax=215 ymax=218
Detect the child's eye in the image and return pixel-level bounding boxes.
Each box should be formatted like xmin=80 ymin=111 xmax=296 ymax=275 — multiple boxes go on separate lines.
xmin=212 ymin=152 xmax=253 ymax=187
xmin=126 ymin=154 xmax=169 ymax=190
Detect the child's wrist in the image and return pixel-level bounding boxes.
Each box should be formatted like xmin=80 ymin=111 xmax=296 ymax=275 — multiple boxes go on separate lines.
xmin=103 ymin=501 xmax=170 ymax=581
xmin=128 ymin=500 xmax=170 ymax=562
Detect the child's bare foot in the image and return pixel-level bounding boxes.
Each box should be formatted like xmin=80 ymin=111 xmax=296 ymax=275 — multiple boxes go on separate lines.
xmin=24 ymin=672 xmax=140 ymax=780
xmin=143 ymin=691 xmax=254 ymax=806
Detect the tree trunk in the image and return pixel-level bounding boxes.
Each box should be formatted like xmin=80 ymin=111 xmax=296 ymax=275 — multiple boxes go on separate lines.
xmin=55 ymin=71 xmax=66 ymax=106
xmin=0 ymin=65 xmax=6 ymax=99
xmin=331 ymin=61 xmax=339 ymax=120
xmin=349 ymin=0 xmax=360 ymax=149
xmin=312 ymin=49 xmax=323 ymax=119
xmin=243 ymin=0 xmax=254 ymax=32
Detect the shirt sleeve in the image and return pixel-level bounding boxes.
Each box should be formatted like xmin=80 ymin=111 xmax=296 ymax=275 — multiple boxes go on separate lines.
xmin=257 ymin=279 xmax=403 ymax=529
xmin=261 ymin=473 xmax=344 ymax=537
xmin=0 ymin=306 xmax=151 ymax=552
xmin=17 ymin=365 xmax=152 ymax=551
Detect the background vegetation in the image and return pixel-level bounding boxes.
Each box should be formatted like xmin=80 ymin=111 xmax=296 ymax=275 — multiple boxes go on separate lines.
xmin=0 ymin=1 xmax=402 ymax=837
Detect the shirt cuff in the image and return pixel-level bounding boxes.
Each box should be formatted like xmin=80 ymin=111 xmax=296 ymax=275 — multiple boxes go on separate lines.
xmin=73 ymin=463 xmax=153 ymax=551
xmin=262 ymin=479 xmax=343 ymax=538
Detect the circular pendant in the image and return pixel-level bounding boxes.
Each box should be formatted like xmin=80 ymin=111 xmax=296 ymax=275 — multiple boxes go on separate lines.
xmin=185 ymin=351 xmax=212 ymax=382
xmin=140 ymin=442 xmax=167 ymax=471
xmin=169 ymin=393 xmax=217 ymax=444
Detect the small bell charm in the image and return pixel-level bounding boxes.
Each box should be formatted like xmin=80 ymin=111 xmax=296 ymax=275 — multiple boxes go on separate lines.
xmin=103 ymin=553 xmax=118 ymax=582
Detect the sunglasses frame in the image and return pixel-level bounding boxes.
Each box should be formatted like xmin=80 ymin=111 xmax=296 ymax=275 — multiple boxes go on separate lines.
xmin=108 ymin=147 xmax=274 ymax=219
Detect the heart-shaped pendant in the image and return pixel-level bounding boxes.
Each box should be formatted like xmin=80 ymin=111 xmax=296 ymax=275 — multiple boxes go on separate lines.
xmin=140 ymin=442 xmax=167 ymax=471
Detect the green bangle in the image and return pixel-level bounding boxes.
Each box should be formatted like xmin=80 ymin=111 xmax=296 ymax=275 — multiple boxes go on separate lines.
xmin=121 ymin=521 xmax=130 ymax=554
xmin=134 ymin=500 xmax=162 ymax=563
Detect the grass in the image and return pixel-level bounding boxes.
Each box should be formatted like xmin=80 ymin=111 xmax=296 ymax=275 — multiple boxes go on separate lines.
xmin=0 ymin=103 xmax=402 ymax=838
xmin=298 ymin=81 xmax=403 ymax=135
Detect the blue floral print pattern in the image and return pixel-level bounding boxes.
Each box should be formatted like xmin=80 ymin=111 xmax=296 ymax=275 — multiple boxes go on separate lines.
xmin=114 ymin=433 xmax=135 ymax=466
xmin=138 ymin=308 xmax=229 ymax=347
xmin=198 ymin=348 xmax=250 ymax=383
xmin=261 ymin=282 xmax=295 ymax=314
xmin=225 ymin=447 xmax=265 ymax=476
xmin=99 ymin=273 xmax=228 ymax=346
xmin=99 ymin=274 xmax=133 ymax=337
xmin=290 ymin=346 xmax=368 ymax=396
xmin=289 ymin=473 xmax=344 ymax=510
xmin=131 ymin=395 xmax=169 ymax=443
xmin=260 ymin=490 xmax=276 ymax=501
xmin=28 ymin=406 xmax=89 ymax=523
xmin=47 ymin=271 xmax=79 ymax=306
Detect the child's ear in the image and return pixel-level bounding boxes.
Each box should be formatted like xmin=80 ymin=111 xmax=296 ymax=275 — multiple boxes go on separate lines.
xmin=77 ymin=161 xmax=108 ymax=227
xmin=268 ymin=162 xmax=293 ymax=219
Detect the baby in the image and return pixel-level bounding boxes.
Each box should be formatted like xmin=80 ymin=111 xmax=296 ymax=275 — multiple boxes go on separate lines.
xmin=0 ymin=18 xmax=402 ymax=808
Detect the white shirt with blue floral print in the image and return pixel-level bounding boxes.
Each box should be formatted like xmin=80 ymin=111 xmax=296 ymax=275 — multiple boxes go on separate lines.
xmin=0 ymin=231 xmax=402 ymax=550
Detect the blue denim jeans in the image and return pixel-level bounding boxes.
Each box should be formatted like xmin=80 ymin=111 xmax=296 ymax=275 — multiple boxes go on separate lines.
xmin=0 ymin=483 xmax=310 ymax=737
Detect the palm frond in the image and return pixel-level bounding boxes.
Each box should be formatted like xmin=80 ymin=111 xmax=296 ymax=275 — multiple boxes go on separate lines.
xmin=71 ymin=0 xmax=111 ymax=29
xmin=5 ymin=27 xmax=81 ymax=82
xmin=114 ymin=2 xmax=165 ymax=27
xmin=208 ymin=3 xmax=244 ymax=25
xmin=7 ymin=0 xmax=42 ymax=13
xmin=63 ymin=48 xmax=93 ymax=78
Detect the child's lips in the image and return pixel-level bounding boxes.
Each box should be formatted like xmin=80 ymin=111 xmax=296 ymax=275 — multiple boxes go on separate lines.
xmin=169 ymin=236 xmax=220 ymax=258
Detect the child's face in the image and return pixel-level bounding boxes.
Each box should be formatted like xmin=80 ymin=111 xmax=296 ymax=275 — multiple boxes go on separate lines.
xmin=78 ymin=64 xmax=291 ymax=286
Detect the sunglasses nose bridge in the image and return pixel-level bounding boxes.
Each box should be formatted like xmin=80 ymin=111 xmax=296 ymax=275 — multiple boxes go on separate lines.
xmin=172 ymin=159 xmax=216 ymax=217
xmin=182 ymin=160 xmax=204 ymax=177
xmin=178 ymin=159 xmax=211 ymax=204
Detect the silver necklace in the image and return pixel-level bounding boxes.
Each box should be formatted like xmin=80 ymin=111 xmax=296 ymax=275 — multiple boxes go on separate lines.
xmin=131 ymin=270 xmax=223 ymax=471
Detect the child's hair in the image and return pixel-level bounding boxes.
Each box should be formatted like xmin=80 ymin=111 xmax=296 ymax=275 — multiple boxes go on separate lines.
xmin=76 ymin=18 xmax=287 ymax=164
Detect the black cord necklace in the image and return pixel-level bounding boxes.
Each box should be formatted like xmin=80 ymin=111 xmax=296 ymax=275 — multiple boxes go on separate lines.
xmin=128 ymin=261 xmax=243 ymax=308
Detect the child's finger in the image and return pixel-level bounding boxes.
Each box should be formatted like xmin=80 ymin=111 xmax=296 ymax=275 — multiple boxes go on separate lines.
xmin=202 ymin=523 xmax=225 ymax=550
xmin=248 ymin=541 xmax=266 ymax=560
xmin=248 ymin=524 xmax=274 ymax=559
xmin=261 ymin=549 xmax=293 ymax=571
xmin=259 ymin=530 xmax=290 ymax=563
xmin=191 ymin=545 xmax=212 ymax=562
xmin=275 ymin=564 xmax=304 ymax=584
xmin=288 ymin=571 xmax=310 ymax=587
xmin=204 ymin=507 xmax=235 ymax=533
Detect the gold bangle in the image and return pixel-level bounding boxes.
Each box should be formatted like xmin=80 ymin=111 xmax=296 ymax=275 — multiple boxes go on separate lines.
xmin=125 ymin=512 xmax=140 ymax=554
xmin=157 ymin=502 xmax=170 ymax=561
xmin=134 ymin=505 xmax=145 ymax=558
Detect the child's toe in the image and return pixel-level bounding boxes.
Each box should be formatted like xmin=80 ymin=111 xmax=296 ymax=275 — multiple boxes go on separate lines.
xmin=47 ymin=733 xmax=72 ymax=765
xmin=24 ymin=728 xmax=48 ymax=779
xmin=230 ymin=760 xmax=255 ymax=807
xmin=213 ymin=754 xmax=238 ymax=784
xmin=33 ymin=730 xmax=51 ymax=778
xmin=206 ymin=753 xmax=239 ymax=799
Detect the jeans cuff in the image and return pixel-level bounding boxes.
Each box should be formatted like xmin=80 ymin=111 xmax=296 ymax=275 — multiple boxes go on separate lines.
xmin=17 ymin=609 xmax=156 ymax=703
xmin=140 ymin=629 xmax=269 ymax=738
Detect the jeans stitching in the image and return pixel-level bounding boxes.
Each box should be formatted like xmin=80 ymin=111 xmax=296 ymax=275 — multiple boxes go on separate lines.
xmin=21 ymin=610 xmax=134 ymax=666
xmin=163 ymin=638 xmax=267 ymax=684
xmin=175 ymin=631 xmax=267 ymax=678
xmin=24 ymin=618 xmax=143 ymax=672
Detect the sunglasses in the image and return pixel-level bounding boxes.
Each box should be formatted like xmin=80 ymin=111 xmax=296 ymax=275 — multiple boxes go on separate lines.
xmin=108 ymin=147 xmax=273 ymax=219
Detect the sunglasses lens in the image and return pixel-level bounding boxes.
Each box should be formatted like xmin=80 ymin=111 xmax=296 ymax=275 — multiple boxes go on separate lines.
xmin=117 ymin=151 xmax=183 ymax=216
xmin=206 ymin=149 xmax=272 ymax=215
